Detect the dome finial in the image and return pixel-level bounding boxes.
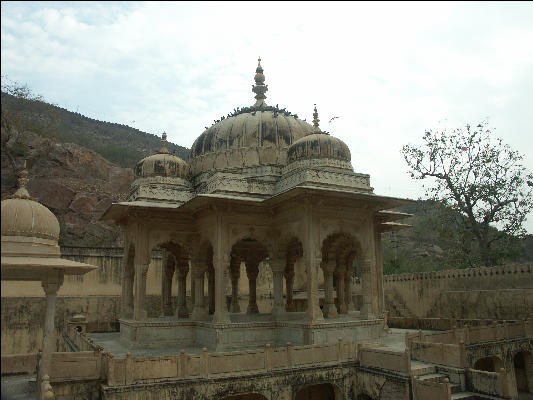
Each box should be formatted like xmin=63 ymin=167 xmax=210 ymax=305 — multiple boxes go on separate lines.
xmin=252 ymin=57 xmax=268 ymax=107
xmin=13 ymin=161 xmax=31 ymax=199
xmin=313 ymin=104 xmax=320 ymax=132
xmin=160 ymin=132 xmax=169 ymax=154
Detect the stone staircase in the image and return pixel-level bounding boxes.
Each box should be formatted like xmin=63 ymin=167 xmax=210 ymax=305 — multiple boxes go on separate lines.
xmin=386 ymin=291 xmax=414 ymax=318
xmin=411 ymin=362 xmax=507 ymax=400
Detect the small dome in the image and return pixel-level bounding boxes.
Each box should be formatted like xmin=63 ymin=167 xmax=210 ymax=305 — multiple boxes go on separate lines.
xmin=1 ymin=171 xmax=60 ymax=241
xmin=287 ymin=106 xmax=351 ymax=163
xmin=135 ymin=133 xmax=189 ymax=179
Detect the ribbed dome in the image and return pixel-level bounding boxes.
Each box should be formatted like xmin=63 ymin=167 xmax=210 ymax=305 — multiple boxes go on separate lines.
xmin=135 ymin=133 xmax=189 ymax=179
xmin=190 ymin=110 xmax=314 ymax=174
xmin=287 ymin=105 xmax=351 ymax=164
xmin=288 ymin=133 xmax=351 ymax=163
xmin=1 ymin=172 xmax=60 ymax=241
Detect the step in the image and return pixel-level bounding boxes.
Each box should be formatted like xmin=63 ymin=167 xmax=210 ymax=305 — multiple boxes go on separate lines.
xmin=416 ymin=373 xmax=447 ymax=382
xmin=451 ymin=392 xmax=505 ymax=400
xmin=450 ymin=384 xmax=462 ymax=394
xmin=410 ymin=361 xmax=436 ymax=377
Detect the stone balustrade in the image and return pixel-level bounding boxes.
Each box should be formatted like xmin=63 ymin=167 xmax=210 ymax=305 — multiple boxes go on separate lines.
xmin=465 ymin=368 xmax=510 ymax=398
xmin=412 ymin=377 xmax=451 ymax=400
xmin=106 ymin=338 xmax=364 ymax=386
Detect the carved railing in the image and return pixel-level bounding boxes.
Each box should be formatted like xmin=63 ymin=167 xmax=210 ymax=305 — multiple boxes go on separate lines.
xmin=405 ymin=319 xmax=533 ymax=349
xmin=465 ymin=368 xmax=511 ymax=398
xmin=412 ymin=377 xmax=451 ymax=400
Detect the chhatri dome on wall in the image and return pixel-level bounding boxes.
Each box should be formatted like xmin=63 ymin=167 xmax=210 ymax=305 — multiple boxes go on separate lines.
xmin=128 ymin=58 xmax=371 ymax=204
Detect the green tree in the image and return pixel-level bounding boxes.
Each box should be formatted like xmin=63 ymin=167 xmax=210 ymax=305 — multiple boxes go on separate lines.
xmin=401 ymin=121 xmax=533 ymax=267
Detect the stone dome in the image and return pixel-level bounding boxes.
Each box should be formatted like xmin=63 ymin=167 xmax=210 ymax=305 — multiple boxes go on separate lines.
xmin=189 ymin=59 xmax=315 ymax=176
xmin=135 ymin=133 xmax=189 ymax=179
xmin=287 ymin=106 xmax=351 ymax=164
xmin=1 ymin=171 xmax=60 ymax=241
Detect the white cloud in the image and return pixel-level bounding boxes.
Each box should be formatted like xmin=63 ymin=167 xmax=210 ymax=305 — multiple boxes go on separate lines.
xmin=1 ymin=1 xmax=532 ymax=232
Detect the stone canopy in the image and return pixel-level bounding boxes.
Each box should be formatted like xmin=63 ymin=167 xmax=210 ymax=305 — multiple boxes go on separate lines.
xmin=100 ymin=59 xmax=413 ymax=351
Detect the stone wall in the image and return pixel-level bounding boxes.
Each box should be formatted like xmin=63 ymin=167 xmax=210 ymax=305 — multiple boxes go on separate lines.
xmin=367 ymin=264 xmax=533 ymax=320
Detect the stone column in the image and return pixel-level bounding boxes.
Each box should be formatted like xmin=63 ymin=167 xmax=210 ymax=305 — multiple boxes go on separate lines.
xmin=306 ymin=254 xmax=324 ymax=322
xmin=271 ymin=258 xmax=285 ymax=318
xmin=121 ymin=260 xmax=134 ymax=319
xmin=161 ymin=252 xmax=175 ymax=316
xmin=134 ymin=262 xmax=149 ymax=321
xmin=284 ymin=265 xmax=295 ymax=311
xmin=335 ymin=268 xmax=347 ymax=314
xmin=40 ymin=272 xmax=63 ymax=378
xmin=246 ymin=259 xmax=260 ymax=314
xmin=176 ymin=259 xmax=189 ymax=318
xmin=208 ymin=266 xmax=215 ymax=314
xmin=190 ymin=278 xmax=196 ymax=313
xmin=345 ymin=267 xmax=355 ymax=312
xmin=323 ymin=261 xmax=338 ymax=318
xmin=230 ymin=256 xmax=241 ymax=313
xmin=191 ymin=268 xmax=208 ymax=320
xmin=374 ymin=226 xmax=385 ymax=316
xmin=213 ymin=255 xmax=230 ymax=324
xmin=360 ymin=257 xmax=373 ymax=319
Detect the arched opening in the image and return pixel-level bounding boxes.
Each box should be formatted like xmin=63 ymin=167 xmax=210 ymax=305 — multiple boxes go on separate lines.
xmin=230 ymin=238 xmax=270 ymax=316
xmin=190 ymin=240 xmax=213 ymax=320
xmin=321 ymin=233 xmax=362 ymax=318
xmin=157 ymin=241 xmax=190 ymax=318
xmin=474 ymin=356 xmax=504 ymax=372
xmin=284 ymin=237 xmax=303 ymax=312
xmin=295 ymin=383 xmax=338 ymax=400
xmin=220 ymin=393 xmax=267 ymax=400
xmin=514 ymin=351 xmax=532 ymax=394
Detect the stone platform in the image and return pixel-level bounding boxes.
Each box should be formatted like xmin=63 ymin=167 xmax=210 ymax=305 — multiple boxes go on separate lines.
xmin=119 ymin=312 xmax=386 ymax=351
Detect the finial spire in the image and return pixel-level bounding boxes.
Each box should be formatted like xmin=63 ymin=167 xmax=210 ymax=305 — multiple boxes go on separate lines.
xmin=252 ymin=57 xmax=268 ymax=107
xmin=313 ymin=104 xmax=320 ymax=132
xmin=160 ymin=132 xmax=169 ymax=154
xmin=14 ymin=161 xmax=30 ymax=199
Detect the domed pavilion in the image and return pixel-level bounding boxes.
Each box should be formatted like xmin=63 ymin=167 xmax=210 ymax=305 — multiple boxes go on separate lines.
xmin=101 ymin=59 xmax=412 ymax=351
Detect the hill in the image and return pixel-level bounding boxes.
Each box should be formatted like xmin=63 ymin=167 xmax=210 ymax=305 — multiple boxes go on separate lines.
xmin=1 ymin=91 xmax=189 ymax=168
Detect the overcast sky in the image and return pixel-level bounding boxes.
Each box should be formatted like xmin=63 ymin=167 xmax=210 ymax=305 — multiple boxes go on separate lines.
xmin=2 ymin=1 xmax=532 ymax=233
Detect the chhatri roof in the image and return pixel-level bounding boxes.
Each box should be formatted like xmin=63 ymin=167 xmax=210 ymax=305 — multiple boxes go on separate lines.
xmin=135 ymin=132 xmax=189 ymax=179
xmin=189 ymin=58 xmax=315 ymax=176
xmin=1 ymin=167 xmax=97 ymax=281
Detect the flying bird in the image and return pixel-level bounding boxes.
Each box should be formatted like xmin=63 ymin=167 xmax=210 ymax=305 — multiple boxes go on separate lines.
xmin=329 ymin=116 xmax=340 ymax=123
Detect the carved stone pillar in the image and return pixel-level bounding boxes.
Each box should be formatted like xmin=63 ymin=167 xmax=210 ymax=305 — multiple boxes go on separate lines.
xmin=40 ymin=272 xmax=63 ymax=378
xmin=360 ymin=257 xmax=373 ymax=319
xmin=161 ymin=252 xmax=175 ymax=317
xmin=246 ymin=259 xmax=260 ymax=314
xmin=191 ymin=265 xmax=208 ymax=320
xmin=230 ymin=256 xmax=241 ymax=313
xmin=284 ymin=265 xmax=295 ymax=311
xmin=121 ymin=252 xmax=134 ymax=319
xmin=208 ymin=266 xmax=215 ymax=315
xmin=336 ymin=268 xmax=347 ymax=314
xmin=345 ymin=267 xmax=355 ymax=312
xmin=176 ymin=259 xmax=189 ymax=318
xmin=190 ymin=278 xmax=196 ymax=313
xmin=134 ymin=262 xmax=149 ymax=321
xmin=271 ymin=258 xmax=285 ymax=318
xmin=213 ymin=255 xmax=230 ymax=324
xmin=323 ymin=261 xmax=338 ymax=318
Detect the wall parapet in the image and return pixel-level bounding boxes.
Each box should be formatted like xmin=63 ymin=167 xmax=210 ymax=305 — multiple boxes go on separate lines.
xmin=465 ymin=368 xmax=510 ymax=398
xmin=381 ymin=264 xmax=532 ymax=284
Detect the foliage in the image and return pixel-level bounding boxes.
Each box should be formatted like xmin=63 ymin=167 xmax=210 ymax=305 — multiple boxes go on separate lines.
xmin=401 ymin=122 xmax=533 ymax=266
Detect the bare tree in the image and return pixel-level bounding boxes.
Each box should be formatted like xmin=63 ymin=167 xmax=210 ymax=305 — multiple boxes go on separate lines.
xmin=402 ymin=121 xmax=533 ymax=266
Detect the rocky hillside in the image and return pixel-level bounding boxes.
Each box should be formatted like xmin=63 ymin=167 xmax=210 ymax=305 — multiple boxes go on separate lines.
xmin=1 ymin=128 xmax=134 ymax=246
xmin=1 ymin=89 xmax=189 ymax=247
xmin=1 ymin=92 xmax=189 ymax=168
